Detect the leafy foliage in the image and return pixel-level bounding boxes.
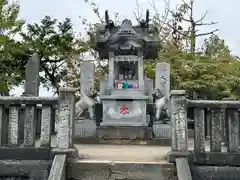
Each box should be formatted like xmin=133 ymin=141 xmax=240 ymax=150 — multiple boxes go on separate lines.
xmin=20 ymin=16 xmax=88 ymax=93
xmin=144 ymin=40 xmax=240 ymax=100
xmin=0 ymin=0 xmax=25 ymax=93
xmin=202 ymin=34 xmax=231 ymax=57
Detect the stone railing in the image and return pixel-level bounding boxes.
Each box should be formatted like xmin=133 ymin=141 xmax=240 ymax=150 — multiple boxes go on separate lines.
xmin=169 ymin=90 xmax=240 ymax=166
xmin=0 ymin=87 xmax=77 ymax=180
xmin=0 ymin=96 xmax=57 ymax=148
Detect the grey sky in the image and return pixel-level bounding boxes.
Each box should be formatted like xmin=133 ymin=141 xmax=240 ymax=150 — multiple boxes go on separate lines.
xmin=11 ymin=0 xmax=239 ymax=96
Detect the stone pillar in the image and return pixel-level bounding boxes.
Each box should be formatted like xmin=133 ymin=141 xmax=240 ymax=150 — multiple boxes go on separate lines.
xmin=221 ymin=97 xmax=233 ymax=147
xmin=100 ymin=79 xmax=108 ymax=95
xmin=21 ymin=54 xmax=40 ymax=143
xmin=138 ymin=54 xmax=144 ymax=90
xmin=144 ymin=78 xmax=153 ymax=102
xmin=155 ymin=62 xmax=170 ymax=106
xmin=57 ymin=87 xmax=76 ymax=148
xmin=80 ymin=60 xmax=95 ymax=95
xmin=153 ymin=62 xmax=171 ymax=143
xmin=205 ymin=108 xmax=211 ymax=138
xmin=171 ymin=90 xmax=188 ymax=152
xmin=108 ymin=52 xmax=114 ymax=89
xmin=80 ymin=60 xmax=95 ymax=120
xmin=24 ymin=53 xmax=40 ymax=96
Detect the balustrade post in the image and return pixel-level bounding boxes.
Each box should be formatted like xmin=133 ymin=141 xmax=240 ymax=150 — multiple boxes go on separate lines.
xmin=171 ymin=90 xmax=188 ymax=152
xmin=56 ymin=87 xmax=76 ymax=148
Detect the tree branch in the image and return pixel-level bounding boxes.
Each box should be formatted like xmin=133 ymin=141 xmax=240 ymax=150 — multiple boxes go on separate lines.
xmin=133 ymin=0 xmax=143 ymax=22
xmin=190 ymin=0 xmax=194 ymax=21
xmin=182 ymin=17 xmax=192 ymax=23
xmin=182 ymin=0 xmax=192 ymax=9
xmin=42 ymin=57 xmax=65 ymax=63
xmin=165 ymin=21 xmax=191 ymax=38
xmin=150 ymin=0 xmax=172 ymax=41
xmin=40 ymin=60 xmax=58 ymax=90
xmin=196 ymin=21 xmax=218 ymax=26
xmin=196 ymin=11 xmax=208 ymax=23
xmin=168 ymin=9 xmax=192 ymax=23
xmin=196 ymin=29 xmax=219 ymax=37
xmin=56 ymin=61 xmax=66 ymax=69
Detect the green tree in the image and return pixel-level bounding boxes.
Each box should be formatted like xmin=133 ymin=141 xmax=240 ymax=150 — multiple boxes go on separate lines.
xmin=145 ymin=41 xmax=240 ymax=100
xmin=20 ymin=16 xmax=88 ymax=93
xmin=202 ymin=34 xmax=231 ymax=58
xmin=0 ymin=0 xmax=25 ymax=94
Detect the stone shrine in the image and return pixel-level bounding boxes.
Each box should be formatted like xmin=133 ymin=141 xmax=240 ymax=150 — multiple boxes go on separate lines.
xmin=74 ymin=10 xmax=171 ymax=143
xmin=92 ymin=10 xmax=169 ymax=140
xmin=100 ymin=54 xmax=148 ymax=127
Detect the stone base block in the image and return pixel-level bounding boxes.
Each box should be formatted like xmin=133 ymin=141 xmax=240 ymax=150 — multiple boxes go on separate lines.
xmin=74 ymin=119 xmax=96 ymax=138
xmin=152 ymin=123 xmax=171 ymax=146
xmin=153 ymin=123 xmax=171 ymax=138
xmin=149 ymin=138 xmax=171 ymax=146
xmin=96 ymin=126 xmax=153 ymax=140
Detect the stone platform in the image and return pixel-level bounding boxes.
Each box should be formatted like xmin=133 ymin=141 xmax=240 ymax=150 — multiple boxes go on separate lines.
xmin=35 ymin=135 xmax=200 ymax=162
xmin=96 ymin=126 xmax=153 ymax=140
xmin=74 ymin=120 xmax=171 ymax=145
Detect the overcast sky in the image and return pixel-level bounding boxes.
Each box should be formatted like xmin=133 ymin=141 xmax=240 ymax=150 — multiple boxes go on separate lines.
xmin=10 ymin=0 xmax=240 ymax=96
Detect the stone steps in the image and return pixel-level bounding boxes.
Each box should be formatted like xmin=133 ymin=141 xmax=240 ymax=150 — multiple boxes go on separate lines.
xmin=68 ymin=159 xmax=177 ymax=180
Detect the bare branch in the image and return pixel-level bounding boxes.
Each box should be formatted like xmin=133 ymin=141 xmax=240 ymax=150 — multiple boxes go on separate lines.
xmin=196 ymin=21 xmax=218 ymax=26
xmin=133 ymin=0 xmax=144 ymax=22
xmin=196 ymin=29 xmax=219 ymax=37
xmin=189 ymin=0 xmax=194 ymax=20
xmin=165 ymin=22 xmax=191 ymax=38
xmin=181 ymin=17 xmax=192 ymax=23
xmin=151 ymin=0 xmax=170 ymax=17
xmin=179 ymin=0 xmax=194 ymax=21
xmin=168 ymin=8 xmax=192 ymax=23
xmin=83 ymin=0 xmax=104 ymax=23
xmin=149 ymin=0 xmax=172 ymax=41
xmin=196 ymin=11 xmax=208 ymax=23
xmin=182 ymin=0 xmax=192 ymax=9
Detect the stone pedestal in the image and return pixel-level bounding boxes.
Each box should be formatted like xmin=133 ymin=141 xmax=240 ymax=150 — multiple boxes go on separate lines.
xmin=153 ymin=122 xmax=171 ymax=146
xmin=74 ymin=119 xmax=96 ymax=138
xmin=153 ymin=122 xmax=171 ymax=138
xmin=97 ymin=91 xmax=151 ymax=141
xmin=100 ymin=92 xmax=148 ymax=126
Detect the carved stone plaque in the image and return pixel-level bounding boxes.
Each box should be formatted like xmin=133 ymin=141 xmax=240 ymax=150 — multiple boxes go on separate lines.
xmin=153 ymin=123 xmax=171 ymax=138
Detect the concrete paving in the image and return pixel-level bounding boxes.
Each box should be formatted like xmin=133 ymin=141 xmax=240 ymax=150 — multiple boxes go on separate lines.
xmin=36 ymin=136 xmax=215 ymax=162
xmin=76 ymin=144 xmax=170 ymax=162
